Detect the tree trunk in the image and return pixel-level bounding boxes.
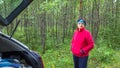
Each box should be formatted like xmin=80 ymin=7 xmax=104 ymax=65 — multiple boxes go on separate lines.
xmin=91 ymin=0 xmax=100 ymax=42
xmin=40 ymin=13 xmax=46 ymax=54
xmin=79 ymin=0 xmax=83 ymax=18
xmin=24 ymin=12 xmax=29 ymax=43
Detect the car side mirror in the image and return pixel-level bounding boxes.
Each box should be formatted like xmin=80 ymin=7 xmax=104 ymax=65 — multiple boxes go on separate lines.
xmin=0 ymin=0 xmax=33 ymax=26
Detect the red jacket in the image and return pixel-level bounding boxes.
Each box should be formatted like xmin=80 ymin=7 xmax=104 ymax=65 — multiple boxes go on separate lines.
xmin=71 ymin=28 xmax=94 ymax=57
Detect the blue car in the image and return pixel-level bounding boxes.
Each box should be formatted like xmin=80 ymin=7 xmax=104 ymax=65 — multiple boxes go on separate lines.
xmin=0 ymin=0 xmax=44 ymax=68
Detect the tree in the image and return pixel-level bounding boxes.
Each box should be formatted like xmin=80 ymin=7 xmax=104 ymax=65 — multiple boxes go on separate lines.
xmin=91 ymin=0 xmax=100 ymax=42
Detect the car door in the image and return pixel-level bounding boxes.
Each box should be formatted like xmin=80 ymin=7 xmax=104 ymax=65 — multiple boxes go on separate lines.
xmin=0 ymin=0 xmax=33 ymax=26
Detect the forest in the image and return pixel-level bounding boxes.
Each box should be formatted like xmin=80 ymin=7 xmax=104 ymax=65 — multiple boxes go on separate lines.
xmin=0 ymin=0 xmax=120 ymax=68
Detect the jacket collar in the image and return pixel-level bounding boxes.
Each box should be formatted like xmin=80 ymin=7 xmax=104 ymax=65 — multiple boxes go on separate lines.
xmin=77 ymin=27 xmax=85 ymax=32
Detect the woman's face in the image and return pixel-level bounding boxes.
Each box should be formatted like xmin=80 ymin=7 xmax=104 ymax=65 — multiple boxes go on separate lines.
xmin=77 ymin=23 xmax=85 ymax=29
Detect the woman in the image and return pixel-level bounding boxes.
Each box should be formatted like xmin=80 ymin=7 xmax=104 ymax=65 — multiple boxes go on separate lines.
xmin=71 ymin=19 xmax=94 ymax=68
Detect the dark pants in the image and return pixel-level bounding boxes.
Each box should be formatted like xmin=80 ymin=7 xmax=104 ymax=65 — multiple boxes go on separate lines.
xmin=73 ymin=55 xmax=88 ymax=68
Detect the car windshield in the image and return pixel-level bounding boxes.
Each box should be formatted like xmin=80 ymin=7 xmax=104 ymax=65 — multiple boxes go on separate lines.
xmin=0 ymin=0 xmax=22 ymax=18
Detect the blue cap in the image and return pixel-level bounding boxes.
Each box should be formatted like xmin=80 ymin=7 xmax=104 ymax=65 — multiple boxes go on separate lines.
xmin=77 ymin=19 xmax=86 ymax=26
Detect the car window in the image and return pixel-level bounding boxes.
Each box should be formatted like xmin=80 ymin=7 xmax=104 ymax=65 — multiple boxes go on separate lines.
xmin=0 ymin=0 xmax=22 ymax=18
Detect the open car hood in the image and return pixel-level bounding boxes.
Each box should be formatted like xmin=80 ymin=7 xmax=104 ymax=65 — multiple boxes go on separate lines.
xmin=0 ymin=0 xmax=33 ymax=26
xmin=0 ymin=32 xmax=29 ymax=52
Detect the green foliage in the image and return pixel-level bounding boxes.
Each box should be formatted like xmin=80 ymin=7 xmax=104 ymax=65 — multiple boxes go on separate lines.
xmin=98 ymin=25 xmax=120 ymax=50
xmin=13 ymin=28 xmax=25 ymax=42
xmin=0 ymin=0 xmax=3 ymax=4
xmin=38 ymin=0 xmax=68 ymax=14
xmin=42 ymin=39 xmax=73 ymax=68
xmin=0 ymin=0 xmax=22 ymax=18
xmin=90 ymin=45 xmax=114 ymax=64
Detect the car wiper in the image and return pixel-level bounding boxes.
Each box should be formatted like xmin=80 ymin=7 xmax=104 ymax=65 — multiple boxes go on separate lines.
xmin=0 ymin=0 xmax=33 ymax=26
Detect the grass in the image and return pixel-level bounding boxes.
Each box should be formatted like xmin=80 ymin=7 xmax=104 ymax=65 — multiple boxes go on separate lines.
xmin=39 ymin=39 xmax=120 ymax=68
xmin=42 ymin=39 xmax=73 ymax=68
